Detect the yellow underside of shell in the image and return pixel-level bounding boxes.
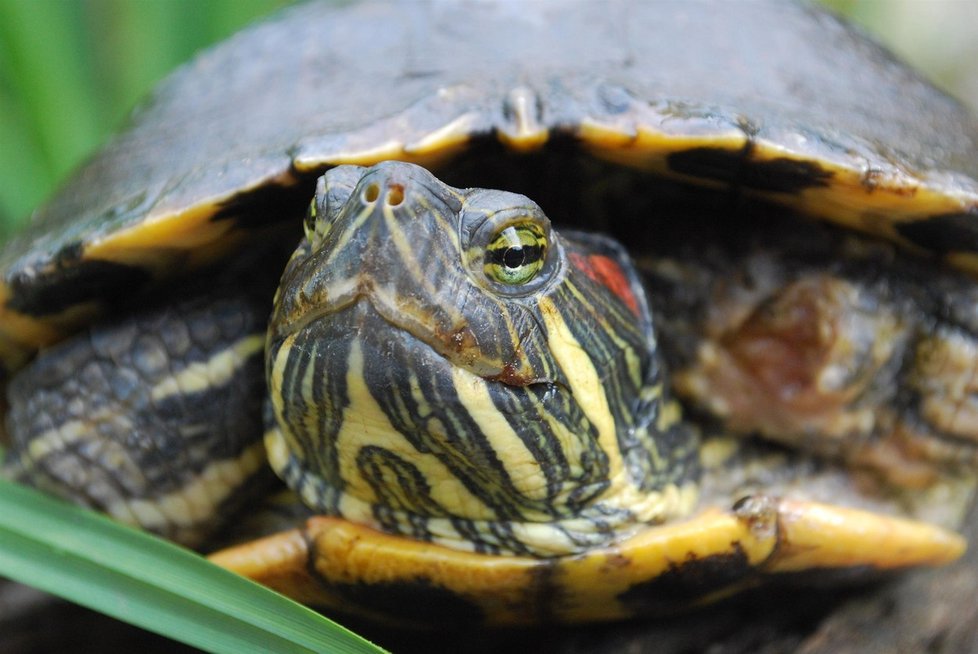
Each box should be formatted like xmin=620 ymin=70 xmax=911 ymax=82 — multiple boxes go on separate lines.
xmin=210 ymin=496 xmax=965 ymax=625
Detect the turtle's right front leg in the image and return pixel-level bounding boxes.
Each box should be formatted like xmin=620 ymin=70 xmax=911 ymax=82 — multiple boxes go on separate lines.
xmin=3 ymin=282 xmax=272 ymax=547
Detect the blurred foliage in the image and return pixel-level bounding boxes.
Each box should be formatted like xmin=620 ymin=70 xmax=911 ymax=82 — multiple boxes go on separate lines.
xmin=0 ymin=478 xmax=385 ymax=654
xmin=823 ymin=0 xmax=978 ymax=108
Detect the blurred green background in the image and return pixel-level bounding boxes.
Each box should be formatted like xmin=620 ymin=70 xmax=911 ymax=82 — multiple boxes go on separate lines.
xmin=1 ymin=0 xmax=976 ymax=240
xmin=0 ymin=0 xmax=292 ymax=236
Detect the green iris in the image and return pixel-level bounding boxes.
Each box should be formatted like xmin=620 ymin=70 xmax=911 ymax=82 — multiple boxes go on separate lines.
xmin=485 ymin=224 xmax=547 ymax=285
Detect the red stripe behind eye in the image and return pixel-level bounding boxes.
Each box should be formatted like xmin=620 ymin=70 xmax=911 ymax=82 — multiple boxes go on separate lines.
xmin=569 ymin=252 xmax=641 ymax=316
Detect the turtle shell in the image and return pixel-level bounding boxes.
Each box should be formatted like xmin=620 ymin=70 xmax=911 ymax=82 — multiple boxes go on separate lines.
xmin=2 ymin=0 xmax=977 ymax=375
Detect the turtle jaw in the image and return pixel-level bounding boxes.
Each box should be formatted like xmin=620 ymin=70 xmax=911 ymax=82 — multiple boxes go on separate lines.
xmin=265 ymin=296 xmax=694 ymax=557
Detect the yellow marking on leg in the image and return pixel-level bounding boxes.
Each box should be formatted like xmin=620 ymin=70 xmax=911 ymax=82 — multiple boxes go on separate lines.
xmin=25 ymin=333 xmax=263 ymax=474
xmin=26 ymin=332 xmax=261 ymax=459
xmin=150 ymin=334 xmax=264 ymax=401
xmin=26 ymin=416 xmax=96 ymax=463
xmin=107 ymin=441 xmax=267 ymax=532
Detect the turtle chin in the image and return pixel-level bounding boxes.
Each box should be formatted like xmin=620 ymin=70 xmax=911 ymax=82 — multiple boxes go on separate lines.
xmin=265 ymin=298 xmax=686 ymax=557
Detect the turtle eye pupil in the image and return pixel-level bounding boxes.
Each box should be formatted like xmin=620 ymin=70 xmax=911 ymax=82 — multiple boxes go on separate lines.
xmin=503 ymin=246 xmax=526 ymax=269
xmin=484 ymin=223 xmax=547 ymax=285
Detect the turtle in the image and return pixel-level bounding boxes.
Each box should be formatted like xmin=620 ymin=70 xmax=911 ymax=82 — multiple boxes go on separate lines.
xmin=2 ymin=0 xmax=978 ymax=634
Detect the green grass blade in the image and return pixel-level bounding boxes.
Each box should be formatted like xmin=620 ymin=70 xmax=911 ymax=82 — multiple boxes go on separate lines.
xmin=0 ymin=478 xmax=386 ymax=654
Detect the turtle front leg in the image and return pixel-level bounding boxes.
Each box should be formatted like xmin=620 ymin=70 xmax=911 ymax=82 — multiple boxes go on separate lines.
xmin=3 ymin=281 xmax=272 ymax=547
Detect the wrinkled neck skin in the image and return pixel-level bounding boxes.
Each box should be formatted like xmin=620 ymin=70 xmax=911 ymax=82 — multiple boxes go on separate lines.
xmin=264 ymin=162 xmax=698 ymax=557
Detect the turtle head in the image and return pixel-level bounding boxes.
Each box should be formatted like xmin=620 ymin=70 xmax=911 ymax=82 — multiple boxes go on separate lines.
xmin=265 ymin=162 xmax=698 ymax=556
xmin=270 ymin=161 xmax=563 ymax=383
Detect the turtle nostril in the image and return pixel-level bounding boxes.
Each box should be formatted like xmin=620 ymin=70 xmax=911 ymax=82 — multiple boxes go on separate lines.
xmin=387 ymin=184 xmax=404 ymax=206
xmin=363 ymin=183 xmax=380 ymax=203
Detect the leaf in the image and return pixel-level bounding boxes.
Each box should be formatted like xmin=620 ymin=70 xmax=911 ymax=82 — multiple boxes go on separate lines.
xmin=0 ymin=478 xmax=386 ymax=654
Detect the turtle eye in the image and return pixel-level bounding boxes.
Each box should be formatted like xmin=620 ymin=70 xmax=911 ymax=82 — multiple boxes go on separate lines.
xmin=484 ymin=223 xmax=547 ymax=285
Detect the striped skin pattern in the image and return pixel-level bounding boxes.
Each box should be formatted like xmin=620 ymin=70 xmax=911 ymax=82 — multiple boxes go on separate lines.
xmin=265 ymin=162 xmax=699 ymax=556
